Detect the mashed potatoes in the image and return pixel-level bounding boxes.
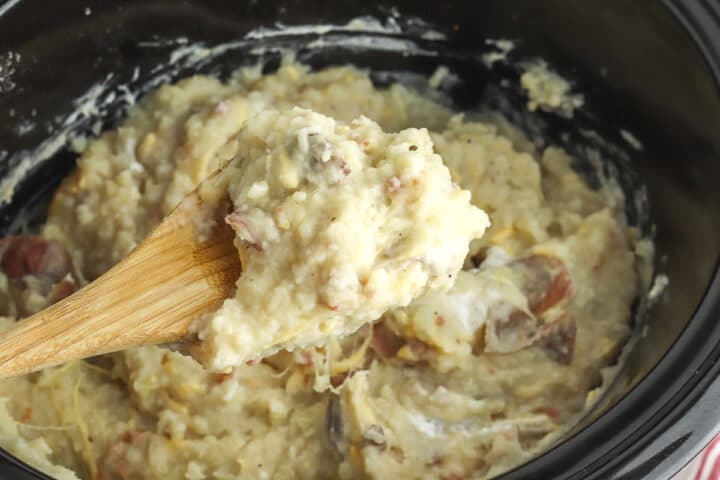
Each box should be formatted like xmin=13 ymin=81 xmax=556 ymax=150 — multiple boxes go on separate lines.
xmin=192 ymin=108 xmax=488 ymax=370
xmin=0 ymin=61 xmax=639 ymax=480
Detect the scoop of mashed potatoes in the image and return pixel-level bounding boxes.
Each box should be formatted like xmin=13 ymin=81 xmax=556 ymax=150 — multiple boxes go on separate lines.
xmin=191 ymin=108 xmax=489 ymax=370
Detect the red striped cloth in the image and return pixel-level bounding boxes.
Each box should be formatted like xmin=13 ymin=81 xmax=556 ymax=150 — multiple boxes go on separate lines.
xmin=675 ymin=437 xmax=720 ymax=480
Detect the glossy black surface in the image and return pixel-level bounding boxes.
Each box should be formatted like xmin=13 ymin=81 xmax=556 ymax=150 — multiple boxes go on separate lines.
xmin=0 ymin=0 xmax=719 ymax=479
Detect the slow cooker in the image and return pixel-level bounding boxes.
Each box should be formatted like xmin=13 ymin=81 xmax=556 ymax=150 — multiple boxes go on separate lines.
xmin=0 ymin=0 xmax=719 ymax=479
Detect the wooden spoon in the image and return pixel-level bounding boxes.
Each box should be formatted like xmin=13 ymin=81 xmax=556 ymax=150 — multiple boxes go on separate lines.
xmin=0 ymin=182 xmax=241 ymax=378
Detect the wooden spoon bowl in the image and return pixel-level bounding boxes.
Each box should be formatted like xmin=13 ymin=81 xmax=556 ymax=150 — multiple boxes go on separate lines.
xmin=0 ymin=185 xmax=241 ymax=378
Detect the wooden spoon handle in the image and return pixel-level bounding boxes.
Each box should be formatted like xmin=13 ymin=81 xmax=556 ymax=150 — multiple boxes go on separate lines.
xmin=0 ymin=193 xmax=240 ymax=378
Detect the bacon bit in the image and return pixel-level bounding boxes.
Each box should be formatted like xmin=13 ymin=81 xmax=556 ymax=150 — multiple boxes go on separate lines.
xmin=121 ymin=431 xmax=143 ymax=446
xmin=534 ymin=405 xmax=560 ymax=420
xmin=490 ymin=412 xmax=505 ymax=421
xmin=385 ymin=176 xmax=402 ymax=194
xmin=0 ymin=236 xmax=74 ymax=281
xmin=484 ymin=307 xmax=538 ymax=353
xmin=469 ymin=248 xmax=489 ymax=268
xmin=480 ymin=256 xmax=575 ymax=356
xmin=533 ymin=268 xmax=573 ymax=315
xmin=0 ymin=236 xmax=79 ymax=314
xmin=18 ymin=243 xmax=47 ymax=277
xmin=371 ymin=323 xmax=430 ymax=362
xmin=20 ymin=408 xmax=32 ymax=423
xmin=435 ymin=315 xmax=445 ymax=326
xmin=407 ymin=339 xmax=428 ymax=355
xmin=340 ymin=162 xmax=351 ymax=176
xmin=330 ymin=372 xmax=349 ymax=388
xmin=409 ymin=145 xmax=418 ymax=151
xmin=510 ymin=255 xmax=574 ymax=315
xmin=472 ymin=324 xmax=487 ymax=355
xmin=47 ymin=278 xmax=77 ymax=304
xmin=213 ymin=372 xmax=233 ymax=384
xmin=389 ymin=445 xmax=405 ymax=462
xmin=370 ymin=323 xmax=405 ymax=359
xmin=535 ymin=313 xmax=576 ymax=364
xmin=592 ymin=255 xmax=606 ymax=271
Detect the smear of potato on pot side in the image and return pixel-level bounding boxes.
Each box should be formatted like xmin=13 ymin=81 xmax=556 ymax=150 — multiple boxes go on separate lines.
xmin=188 ymin=107 xmax=490 ymax=371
